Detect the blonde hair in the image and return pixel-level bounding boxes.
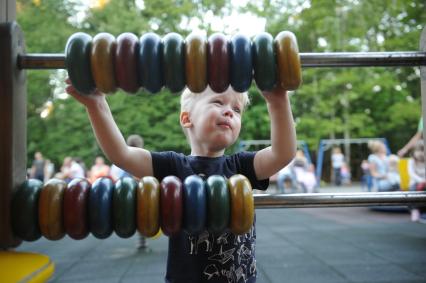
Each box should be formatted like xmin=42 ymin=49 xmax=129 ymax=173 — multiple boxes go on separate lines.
xmin=368 ymin=140 xmax=381 ymax=153
xmin=180 ymin=86 xmax=250 ymax=138
xmin=180 ymin=86 xmax=250 ymax=113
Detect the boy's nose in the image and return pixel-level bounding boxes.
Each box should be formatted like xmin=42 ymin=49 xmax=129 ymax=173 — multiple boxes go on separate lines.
xmin=223 ymin=108 xmax=233 ymax=118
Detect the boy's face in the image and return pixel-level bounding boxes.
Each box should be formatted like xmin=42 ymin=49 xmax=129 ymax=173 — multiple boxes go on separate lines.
xmin=184 ymin=89 xmax=243 ymax=152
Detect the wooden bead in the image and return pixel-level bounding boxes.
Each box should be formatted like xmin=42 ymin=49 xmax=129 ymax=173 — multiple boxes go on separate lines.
xmin=163 ymin=33 xmax=186 ymax=93
xmin=138 ymin=33 xmax=164 ymax=93
xmin=38 ymin=179 xmax=67 ymax=241
xmin=275 ymin=31 xmax=302 ymax=91
xmin=137 ymin=176 xmax=160 ymax=237
xmin=252 ymin=32 xmax=277 ymax=91
xmin=65 ymin=32 xmax=95 ymax=94
xmin=115 ymin=32 xmax=140 ymax=93
xmin=207 ymin=33 xmax=229 ymax=93
xmin=185 ymin=33 xmax=207 ymax=93
xmin=64 ymin=178 xmax=91 ymax=240
xmin=230 ymin=34 xmax=253 ymax=92
xmin=11 ymin=179 xmax=43 ymax=241
xmin=89 ymin=177 xmax=114 ymax=239
xmin=228 ymin=174 xmax=254 ymax=235
xmin=91 ymin=32 xmax=117 ymax=93
xmin=113 ymin=177 xmax=137 ymax=238
xmin=183 ymin=175 xmax=206 ymax=235
xmin=206 ymin=175 xmax=229 ymax=234
xmin=160 ymin=176 xmax=183 ymax=236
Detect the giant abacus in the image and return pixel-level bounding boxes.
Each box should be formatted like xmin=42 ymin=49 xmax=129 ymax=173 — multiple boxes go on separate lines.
xmin=12 ymin=174 xmax=255 ymax=241
xmin=1 ymin=22 xmax=426 ymax=250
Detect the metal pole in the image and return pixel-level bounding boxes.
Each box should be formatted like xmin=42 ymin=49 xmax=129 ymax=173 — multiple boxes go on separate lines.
xmin=18 ymin=51 xmax=426 ymax=70
xmin=253 ymin=191 xmax=426 ymax=208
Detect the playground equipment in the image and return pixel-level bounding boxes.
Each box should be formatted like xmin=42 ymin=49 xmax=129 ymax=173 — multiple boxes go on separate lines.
xmin=1 ymin=3 xmax=426 ymax=279
xmin=315 ymin=138 xmax=390 ymax=182
xmin=2 ymin=25 xmax=426 ymax=244
xmin=238 ymin=140 xmax=312 ymax=163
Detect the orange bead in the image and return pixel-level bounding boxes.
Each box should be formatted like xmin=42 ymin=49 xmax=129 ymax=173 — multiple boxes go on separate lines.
xmin=137 ymin=177 xmax=160 ymax=237
xmin=275 ymin=31 xmax=302 ymax=91
xmin=38 ymin=179 xmax=67 ymax=241
xmin=185 ymin=33 xmax=207 ymax=93
xmin=91 ymin=32 xmax=117 ymax=93
xmin=228 ymin=174 xmax=254 ymax=235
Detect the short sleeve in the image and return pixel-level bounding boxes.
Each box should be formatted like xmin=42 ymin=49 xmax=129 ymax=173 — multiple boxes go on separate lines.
xmin=151 ymin=151 xmax=178 ymax=181
xmin=230 ymin=151 xmax=269 ymax=191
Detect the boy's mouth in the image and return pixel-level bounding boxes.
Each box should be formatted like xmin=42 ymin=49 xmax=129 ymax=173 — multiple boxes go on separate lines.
xmin=217 ymin=121 xmax=232 ymax=130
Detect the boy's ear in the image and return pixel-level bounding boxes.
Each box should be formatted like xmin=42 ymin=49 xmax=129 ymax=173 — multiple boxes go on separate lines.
xmin=180 ymin=111 xmax=192 ymax=128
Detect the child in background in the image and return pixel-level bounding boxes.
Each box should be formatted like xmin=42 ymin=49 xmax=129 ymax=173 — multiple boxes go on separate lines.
xmin=65 ymin=78 xmax=297 ymax=283
xmin=88 ymin=156 xmax=111 ymax=183
xmin=408 ymin=140 xmax=426 ymax=222
xmin=386 ymin=154 xmax=400 ymax=190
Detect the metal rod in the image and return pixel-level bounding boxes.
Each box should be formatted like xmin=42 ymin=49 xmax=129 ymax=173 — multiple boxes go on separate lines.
xmin=18 ymin=51 xmax=426 ymax=70
xmin=253 ymin=191 xmax=426 ymax=208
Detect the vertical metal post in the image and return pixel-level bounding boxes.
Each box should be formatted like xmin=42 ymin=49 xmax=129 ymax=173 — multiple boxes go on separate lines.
xmin=316 ymin=140 xmax=325 ymax=182
xmin=421 ymin=27 xmax=426 ymax=179
xmin=0 ymin=20 xmax=26 ymax=248
xmin=0 ymin=0 xmax=16 ymax=22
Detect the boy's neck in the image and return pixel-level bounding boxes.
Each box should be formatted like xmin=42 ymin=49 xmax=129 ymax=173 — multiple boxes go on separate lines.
xmin=190 ymin=148 xmax=225 ymax=158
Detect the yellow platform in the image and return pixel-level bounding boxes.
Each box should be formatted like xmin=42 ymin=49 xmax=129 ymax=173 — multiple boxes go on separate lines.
xmin=399 ymin=158 xmax=410 ymax=191
xmin=0 ymin=251 xmax=54 ymax=283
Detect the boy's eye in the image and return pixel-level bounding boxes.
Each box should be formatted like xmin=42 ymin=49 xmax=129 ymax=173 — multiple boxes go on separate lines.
xmin=233 ymin=107 xmax=241 ymax=114
xmin=212 ymin=100 xmax=223 ymax=105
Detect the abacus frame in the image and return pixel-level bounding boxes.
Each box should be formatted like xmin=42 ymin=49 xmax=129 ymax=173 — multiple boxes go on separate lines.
xmin=1 ymin=18 xmax=426 ymax=248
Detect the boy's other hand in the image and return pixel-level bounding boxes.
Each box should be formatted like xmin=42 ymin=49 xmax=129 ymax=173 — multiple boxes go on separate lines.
xmin=261 ymin=85 xmax=288 ymax=105
xmin=65 ymin=78 xmax=105 ymax=107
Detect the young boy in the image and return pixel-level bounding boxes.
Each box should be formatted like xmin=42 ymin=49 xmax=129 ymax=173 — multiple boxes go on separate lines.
xmin=66 ymin=80 xmax=296 ymax=282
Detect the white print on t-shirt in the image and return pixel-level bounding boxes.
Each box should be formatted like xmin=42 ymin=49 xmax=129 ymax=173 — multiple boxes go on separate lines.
xmin=189 ymin=231 xmax=214 ymax=255
xmin=208 ymin=246 xmax=236 ymax=264
xmin=222 ymin=265 xmax=247 ymax=283
xmin=203 ymin=264 xmax=220 ymax=280
xmin=197 ymin=229 xmax=255 ymax=283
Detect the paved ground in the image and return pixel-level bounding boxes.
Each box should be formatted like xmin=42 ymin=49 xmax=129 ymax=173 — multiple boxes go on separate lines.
xmin=17 ymin=185 xmax=426 ymax=283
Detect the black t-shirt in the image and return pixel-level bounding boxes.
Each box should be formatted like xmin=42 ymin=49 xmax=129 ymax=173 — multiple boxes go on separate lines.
xmin=151 ymin=151 xmax=269 ymax=283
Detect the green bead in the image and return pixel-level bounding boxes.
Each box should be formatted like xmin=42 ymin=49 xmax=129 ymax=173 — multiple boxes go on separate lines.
xmin=253 ymin=32 xmax=276 ymax=91
xmin=12 ymin=179 xmax=43 ymax=241
xmin=113 ymin=177 xmax=137 ymax=238
xmin=65 ymin=32 xmax=95 ymax=94
xmin=163 ymin=33 xmax=186 ymax=93
xmin=206 ymin=175 xmax=230 ymax=234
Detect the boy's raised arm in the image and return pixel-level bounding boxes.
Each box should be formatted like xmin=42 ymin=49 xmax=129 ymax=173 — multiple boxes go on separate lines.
xmin=66 ymin=80 xmax=153 ymax=178
xmin=253 ymin=86 xmax=297 ymax=180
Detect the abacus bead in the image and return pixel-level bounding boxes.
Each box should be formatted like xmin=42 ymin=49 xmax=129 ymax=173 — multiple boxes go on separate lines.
xmin=160 ymin=176 xmax=183 ymax=236
xmin=115 ymin=32 xmax=140 ymax=93
xmin=228 ymin=174 xmax=254 ymax=235
xmin=185 ymin=33 xmax=207 ymax=93
xmin=91 ymin=32 xmax=117 ymax=93
xmin=206 ymin=175 xmax=230 ymax=234
xmin=229 ymin=34 xmax=252 ymax=92
xmin=64 ymin=178 xmax=91 ymax=240
xmin=65 ymin=32 xmax=95 ymax=94
xmin=12 ymin=179 xmax=43 ymax=241
xmin=207 ymin=33 xmax=230 ymax=93
xmin=38 ymin=179 xmax=67 ymax=241
xmin=275 ymin=31 xmax=302 ymax=91
xmin=163 ymin=33 xmax=186 ymax=93
xmin=252 ymin=32 xmax=277 ymax=91
xmin=183 ymin=175 xmax=206 ymax=235
xmin=138 ymin=33 xmax=164 ymax=93
xmin=137 ymin=177 xmax=160 ymax=237
xmin=113 ymin=177 xmax=137 ymax=238
xmin=89 ymin=177 xmax=114 ymax=239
